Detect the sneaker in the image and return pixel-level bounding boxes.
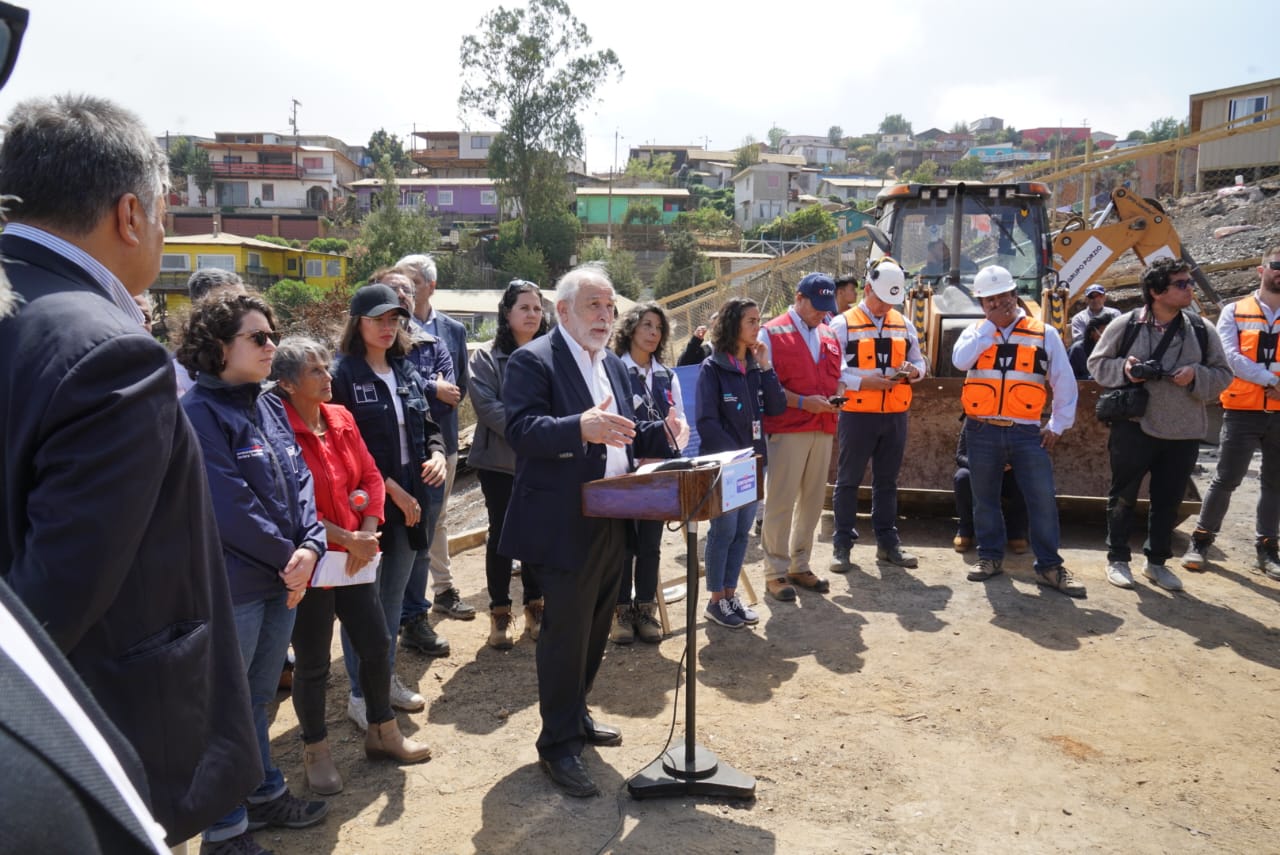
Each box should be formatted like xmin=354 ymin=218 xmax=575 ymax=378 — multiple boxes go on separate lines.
xmin=876 ymin=543 xmax=919 ymax=569
xmin=705 ymin=598 xmax=745 ymax=629
xmin=966 ymin=558 xmax=1003 ymax=582
xmin=431 ymin=587 xmax=476 ymax=620
xmin=200 ymin=832 xmax=273 ymax=855
xmin=831 ymin=544 xmax=851 ymax=572
xmin=245 ymin=790 xmax=328 ymax=831
xmin=346 ymin=693 xmax=368 ymax=731
xmin=609 ymin=605 xmax=634 ymax=644
xmin=400 ymin=615 xmax=450 ymax=657
xmin=488 ymin=607 xmax=515 ymax=650
xmin=765 ymin=578 xmax=796 ymax=602
xmin=1255 ymin=537 xmax=1280 ymax=580
xmin=1182 ymin=531 xmax=1212 ymax=571
xmin=390 ymin=675 xmax=425 ymax=712
xmin=953 ymin=535 xmax=973 ymax=553
xmin=523 ymin=599 xmax=544 ymax=641
xmin=1036 ymin=565 xmax=1087 ymax=598
xmin=727 ymin=594 xmax=759 ymax=625
xmin=633 ymin=602 xmax=663 ymax=643
xmin=1143 ymin=562 xmax=1184 ymax=592
xmin=1105 ymin=561 xmax=1134 ymax=589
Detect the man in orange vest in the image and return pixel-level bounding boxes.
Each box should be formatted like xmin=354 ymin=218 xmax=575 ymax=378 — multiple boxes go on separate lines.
xmin=952 ymin=265 xmax=1084 ymax=596
xmin=758 ymin=273 xmax=843 ymax=601
xmin=1183 ymin=244 xmax=1280 ymax=578
xmin=828 ymin=259 xmax=925 ymax=570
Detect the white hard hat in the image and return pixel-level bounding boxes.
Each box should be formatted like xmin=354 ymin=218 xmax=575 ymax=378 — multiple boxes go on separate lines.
xmin=972 ymin=265 xmax=1016 ymax=298
xmin=867 ymin=259 xmax=906 ymax=305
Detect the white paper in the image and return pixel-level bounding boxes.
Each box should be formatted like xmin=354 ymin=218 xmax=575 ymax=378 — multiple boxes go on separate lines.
xmin=310 ymin=550 xmax=381 ymax=588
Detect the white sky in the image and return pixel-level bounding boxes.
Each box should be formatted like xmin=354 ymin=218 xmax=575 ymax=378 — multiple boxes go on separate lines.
xmin=3 ymin=0 xmax=1276 ymax=172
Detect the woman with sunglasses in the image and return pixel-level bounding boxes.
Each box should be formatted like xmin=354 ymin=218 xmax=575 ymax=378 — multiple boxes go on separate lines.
xmin=271 ymin=336 xmax=431 ymax=798
xmin=177 ymin=292 xmax=329 ymax=852
xmin=469 ymin=279 xmax=549 ymax=648
xmin=609 ymin=302 xmax=684 ymax=644
xmin=332 ymin=277 xmax=448 ymax=730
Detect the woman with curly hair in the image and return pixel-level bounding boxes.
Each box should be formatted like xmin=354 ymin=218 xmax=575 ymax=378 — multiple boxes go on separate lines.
xmin=469 ymin=279 xmax=550 ymax=648
xmin=696 ymin=297 xmax=786 ymax=629
xmin=177 ymin=292 xmax=329 ymax=852
xmin=609 ymin=302 xmax=684 ymax=644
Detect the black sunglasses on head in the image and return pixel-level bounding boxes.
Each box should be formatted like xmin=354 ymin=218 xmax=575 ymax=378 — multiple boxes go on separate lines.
xmin=0 ymin=2 xmax=28 ymax=91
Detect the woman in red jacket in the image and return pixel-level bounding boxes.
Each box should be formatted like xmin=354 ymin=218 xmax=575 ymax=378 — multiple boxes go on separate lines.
xmin=271 ymin=336 xmax=430 ymax=796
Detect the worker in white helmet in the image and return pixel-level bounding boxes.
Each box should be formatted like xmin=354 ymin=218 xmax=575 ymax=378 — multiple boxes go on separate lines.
xmin=951 ymin=265 xmax=1084 ymax=597
xmin=828 ymin=258 xmax=926 ymax=570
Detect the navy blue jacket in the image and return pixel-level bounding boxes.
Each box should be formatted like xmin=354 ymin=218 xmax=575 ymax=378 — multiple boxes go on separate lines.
xmin=412 ymin=310 xmax=469 ymax=455
xmin=405 ymin=326 xmax=456 ymax=445
xmin=625 ymin=360 xmax=675 ymax=422
xmin=500 ymin=327 xmax=673 ymax=570
xmin=183 ymin=378 xmax=326 ymax=605
xmin=696 ymin=351 xmax=787 ymax=460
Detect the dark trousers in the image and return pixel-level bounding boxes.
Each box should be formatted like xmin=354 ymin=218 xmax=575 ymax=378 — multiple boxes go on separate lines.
xmin=832 ymin=410 xmax=909 ymax=550
xmin=479 ymin=468 xmax=541 ymax=608
xmin=1197 ymin=410 xmax=1280 ymax=538
xmin=531 ymin=517 xmax=626 ymax=761
xmin=1106 ymin=420 xmax=1200 ymax=564
xmin=292 ymin=580 xmax=392 ymax=744
xmin=954 ymin=467 xmax=1028 ymax=539
xmin=618 ymin=519 xmax=662 ymax=604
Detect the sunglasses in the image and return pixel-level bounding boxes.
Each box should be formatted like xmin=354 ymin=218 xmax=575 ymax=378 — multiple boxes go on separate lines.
xmin=237 ymin=330 xmax=281 ymax=347
xmin=1268 ymin=261 xmax=1280 ymax=271
xmin=1169 ymin=279 xmax=1193 ymax=291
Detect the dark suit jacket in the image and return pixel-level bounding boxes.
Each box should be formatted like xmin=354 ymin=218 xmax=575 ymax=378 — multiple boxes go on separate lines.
xmin=499 ymin=326 xmax=671 ymax=570
xmin=0 ymin=579 xmax=167 ymax=853
xmin=0 ymin=233 xmax=261 ymax=843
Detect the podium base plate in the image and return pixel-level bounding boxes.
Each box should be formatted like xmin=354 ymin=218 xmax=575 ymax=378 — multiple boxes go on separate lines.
xmin=626 ymin=742 xmax=756 ymax=800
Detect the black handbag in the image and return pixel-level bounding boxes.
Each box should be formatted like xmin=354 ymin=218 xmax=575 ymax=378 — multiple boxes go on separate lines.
xmin=1095 ymin=384 xmax=1149 ymax=423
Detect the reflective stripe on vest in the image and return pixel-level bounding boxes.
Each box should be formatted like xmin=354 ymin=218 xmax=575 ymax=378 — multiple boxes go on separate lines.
xmin=1221 ymin=294 xmax=1280 ymax=411
xmin=840 ymin=305 xmax=912 ymax=413
xmin=960 ymin=316 xmax=1049 ymax=420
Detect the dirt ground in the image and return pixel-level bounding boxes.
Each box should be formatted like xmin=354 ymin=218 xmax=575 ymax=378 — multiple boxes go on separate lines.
xmin=233 ymin=444 xmax=1280 ymax=855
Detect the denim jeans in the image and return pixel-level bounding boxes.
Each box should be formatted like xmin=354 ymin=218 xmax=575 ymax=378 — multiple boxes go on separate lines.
xmin=1197 ymin=410 xmax=1280 ymax=538
xmin=343 ymin=518 xmax=419 ymax=699
xmin=954 ymin=467 xmax=1028 ymax=540
xmin=206 ymin=591 xmax=295 ymax=841
xmin=1105 ymin=420 xmax=1199 ymax=564
xmin=704 ymin=501 xmax=757 ymax=593
xmin=964 ymin=421 xmax=1063 ymax=570
xmin=619 ymin=519 xmax=663 ymax=604
xmin=833 ymin=411 xmax=908 ymax=550
xmin=398 ymin=490 xmax=445 ymax=626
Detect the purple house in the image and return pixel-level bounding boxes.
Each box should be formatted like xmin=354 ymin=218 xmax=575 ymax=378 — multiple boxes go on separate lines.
xmin=350 ymin=177 xmax=500 ymax=223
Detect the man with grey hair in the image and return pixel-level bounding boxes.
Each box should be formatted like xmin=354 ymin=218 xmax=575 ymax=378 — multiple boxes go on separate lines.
xmin=395 ymin=253 xmax=477 ymax=628
xmin=0 ymin=94 xmax=260 ymax=850
xmin=500 ymin=263 xmax=684 ymax=797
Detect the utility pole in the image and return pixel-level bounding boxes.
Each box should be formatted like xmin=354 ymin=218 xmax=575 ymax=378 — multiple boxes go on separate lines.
xmin=607 ymin=128 xmax=619 ymax=250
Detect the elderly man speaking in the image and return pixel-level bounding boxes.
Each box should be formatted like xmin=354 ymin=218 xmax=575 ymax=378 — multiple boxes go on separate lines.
xmin=500 ymin=264 xmax=685 ymax=798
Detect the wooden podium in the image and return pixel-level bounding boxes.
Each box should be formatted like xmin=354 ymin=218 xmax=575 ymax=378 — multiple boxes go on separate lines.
xmin=583 ymin=461 xmax=758 ymax=801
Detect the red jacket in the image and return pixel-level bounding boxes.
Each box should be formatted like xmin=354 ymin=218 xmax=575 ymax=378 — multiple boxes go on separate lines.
xmin=761 ymin=312 xmax=841 ymax=435
xmin=285 ymin=401 xmax=386 ymax=549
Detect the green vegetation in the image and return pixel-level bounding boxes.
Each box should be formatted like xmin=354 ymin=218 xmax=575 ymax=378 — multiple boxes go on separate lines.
xmin=579 ymin=237 xmax=642 ymax=300
xmin=350 ymin=158 xmax=439 ymax=283
xmin=746 ymin=204 xmax=837 ymax=243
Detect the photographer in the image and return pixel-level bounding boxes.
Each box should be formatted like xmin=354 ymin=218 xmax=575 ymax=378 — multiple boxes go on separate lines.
xmin=1088 ymin=258 xmax=1232 ymax=591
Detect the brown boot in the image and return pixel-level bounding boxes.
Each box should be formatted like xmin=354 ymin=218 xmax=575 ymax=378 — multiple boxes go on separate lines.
xmin=488 ymin=607 xmax=515 ymax=650
xmin=365 ymin=718 xmax=431 ymax=764
xmin=633 ymin=601 xmax=663 ymax=643
xmin=609 ymin=604 xmax=634 ymax=644
xmin=523 ymin=598 xmax=544 ymax=642
xmin=303 ymin=739 xmax=343 ymax=795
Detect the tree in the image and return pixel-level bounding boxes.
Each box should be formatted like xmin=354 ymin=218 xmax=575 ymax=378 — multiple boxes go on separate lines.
xmin=879 ymin=114 xmax=912 ymax=136
xmin=622 ymin=202 xmax=661 ymax=225
xmin=733 ymin=141 xmax=761 ymax=171
xmin=623 ymin=153 xmax=674 ymax=182
xmin=827 ymin=125 xmax=843 ymax=147
xmin=350 ymin=157 xmax=440 ymax=283
xmin=1126 ymin=129 xmax=1148 ymax=142
xmin=579 ymin=237 xmax=641 ymax=300
xmin=264 ymin=278 xmax=326 ymax=329
xmin=766 ymin=125 xmax=788 ymax=150
xmin=869 ymin=151 xmax=894 ymax=175
xmin=653 ymin=227 xmax=712 ymax=298
xmin=950 ymin=156 xmax=986 ymax=180
xmin=502 ymin=243 xmax=550 ymax=285
xmin=674 ymin=205 xmax=734 ymax=234
xmin=367 ymin=128 xmax=412 ymax=176
xmin=167 ymin=136 xmax=194 ymax=183
xmin=950 ymin=121 xmax=969 ymax=135
xmin=189 ymin=147 xmax=214 ymax=207
xmin=748 ymin=204 xmax=837 ymax=243
xmin=905 ymin=159 xmax=940 ymax=183
xmin=525 ymin=208 xmax=580 ymax=273
xmin=459 ymin=0 xmax=621 ymax=231
xmin=1147 ymin=116 xmax=1185 ymax=142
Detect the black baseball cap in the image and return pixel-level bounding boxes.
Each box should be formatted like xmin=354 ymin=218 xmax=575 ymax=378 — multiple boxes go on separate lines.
xmin=350 ymin=283 xmax=410 ymax=319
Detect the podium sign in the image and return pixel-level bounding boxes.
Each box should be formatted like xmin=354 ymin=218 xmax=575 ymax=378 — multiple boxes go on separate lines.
xmin=718 ymin=457 xmax=756 ymax=513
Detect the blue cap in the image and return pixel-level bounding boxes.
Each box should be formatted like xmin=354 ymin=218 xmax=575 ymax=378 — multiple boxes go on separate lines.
xmin=797 ymin=273 xmax=837 ymax=314
xmin=1085 ymin=284 xmax=1106 ymax=297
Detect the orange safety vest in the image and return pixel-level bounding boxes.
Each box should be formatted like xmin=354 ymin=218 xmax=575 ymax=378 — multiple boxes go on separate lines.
xmin=1220 ymin=294 xmax=1280 ymax=411
xmin=960 ymin=316 xmax=1049 ymax=420
xmin=839 ymin=304 xmax=913 ymax=413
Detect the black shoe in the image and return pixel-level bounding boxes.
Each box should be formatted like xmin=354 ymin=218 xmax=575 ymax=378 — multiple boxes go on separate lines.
xmin=831 ymin=544 xmax=851 ymax=572
xmin=540 ymin=755 xmax=599 ymax=797
xmin=400 ymin=615 xmax=450 ymax=657
xmin=245 ymin=791 xmax=328 ymax=831
xmin=582 ymin=714 xmax=622 ymax=746
xmin=431 ymin=587 xmax=477 ymax=620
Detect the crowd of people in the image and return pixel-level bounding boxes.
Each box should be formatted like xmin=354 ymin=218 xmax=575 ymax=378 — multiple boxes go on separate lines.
xmin=4 ymin=91 xmax=1280 ymax=851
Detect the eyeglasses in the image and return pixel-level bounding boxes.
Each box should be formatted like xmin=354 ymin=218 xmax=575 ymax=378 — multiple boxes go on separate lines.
xmin=1268 ymin=261 xmax=1280 ymax=271
xmin=1169 ymin=279 xmax=1193 ymax=291
xmin=237 ymin=330 xmax=280 ymax=347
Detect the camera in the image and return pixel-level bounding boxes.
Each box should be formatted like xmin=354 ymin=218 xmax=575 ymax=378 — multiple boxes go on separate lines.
xmin=1129 ymin=360 xmax=1166 ymax=381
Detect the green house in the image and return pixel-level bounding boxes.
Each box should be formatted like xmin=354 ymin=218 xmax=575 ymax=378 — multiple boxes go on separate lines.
xmin=575 ymin=187 xmax=691 ymax=225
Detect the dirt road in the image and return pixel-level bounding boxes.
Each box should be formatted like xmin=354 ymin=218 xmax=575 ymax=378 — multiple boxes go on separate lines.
xmin=252 ymin=450 xmax=1279 ymax=855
